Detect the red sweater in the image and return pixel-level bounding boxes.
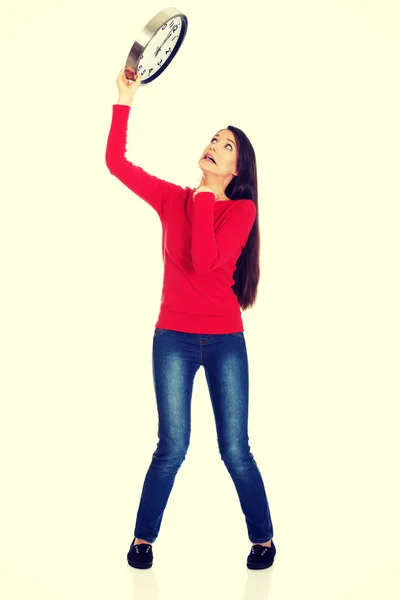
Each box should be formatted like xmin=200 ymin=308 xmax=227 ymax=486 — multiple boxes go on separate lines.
xmin=105 ymin=104 xmax=256 ymax=334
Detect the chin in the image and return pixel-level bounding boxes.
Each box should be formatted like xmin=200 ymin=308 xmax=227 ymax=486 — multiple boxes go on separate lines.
xmin=198 ymin=161 xmax=215 ymax=175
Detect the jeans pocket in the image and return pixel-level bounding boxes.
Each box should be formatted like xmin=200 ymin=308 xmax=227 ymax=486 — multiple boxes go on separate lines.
xmin=154 ymin=328 xmax=168 ymax=337
xmin=228 ymin=331 xmax=245 ymax=339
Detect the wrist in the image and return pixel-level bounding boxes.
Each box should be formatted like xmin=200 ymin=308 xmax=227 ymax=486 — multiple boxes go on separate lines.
xmin=118 ymin=96 xmax=133 ymax=106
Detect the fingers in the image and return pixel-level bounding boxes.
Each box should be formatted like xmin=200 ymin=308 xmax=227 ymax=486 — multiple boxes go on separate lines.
xmin=120 ymin=66 xmax=141 ymax=81
xmin=117 ymin=66 xmax=131 ymax=80
xmin=116 ymin=66 xmax=142 ymax=87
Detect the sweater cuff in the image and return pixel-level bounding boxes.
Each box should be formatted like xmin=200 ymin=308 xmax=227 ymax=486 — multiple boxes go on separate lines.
xmin=112 ymin=103 xmax=131 ymax=113
xmin=192 ymin=191 xmax=216 ymax=206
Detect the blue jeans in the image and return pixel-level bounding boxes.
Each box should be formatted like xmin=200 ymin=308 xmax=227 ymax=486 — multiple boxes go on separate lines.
xmin=133 ymin=328 xmax=274 ymax=544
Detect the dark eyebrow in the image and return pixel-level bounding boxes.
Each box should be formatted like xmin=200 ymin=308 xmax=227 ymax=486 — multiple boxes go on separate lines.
xmin=214 ymin=133 xmax=236 ymax=147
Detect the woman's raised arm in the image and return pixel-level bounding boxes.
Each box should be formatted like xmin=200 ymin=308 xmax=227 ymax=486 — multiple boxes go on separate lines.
xmin=105 ymin=67 xmax=177 ymax=220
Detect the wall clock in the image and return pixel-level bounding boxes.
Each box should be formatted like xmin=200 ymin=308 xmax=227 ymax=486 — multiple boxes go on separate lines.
xmin=125 ymin=7 xmax=188 ymax=84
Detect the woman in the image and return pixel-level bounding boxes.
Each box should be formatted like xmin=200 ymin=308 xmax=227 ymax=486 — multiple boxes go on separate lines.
xmin=105 ymin=67 xmax=276 ymax=570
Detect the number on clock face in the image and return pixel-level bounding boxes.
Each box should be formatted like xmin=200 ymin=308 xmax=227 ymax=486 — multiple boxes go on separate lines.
xmin=136 ymin=16 xmax=183 ymax=82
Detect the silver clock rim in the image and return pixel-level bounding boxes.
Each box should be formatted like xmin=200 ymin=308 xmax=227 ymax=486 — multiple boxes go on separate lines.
xmin=125 ymin=7 xmax=188 ymax=85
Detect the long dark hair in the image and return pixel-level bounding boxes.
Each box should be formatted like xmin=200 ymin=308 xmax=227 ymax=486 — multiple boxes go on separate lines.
xmin=223 ymin=125 xmax=260 ymax=311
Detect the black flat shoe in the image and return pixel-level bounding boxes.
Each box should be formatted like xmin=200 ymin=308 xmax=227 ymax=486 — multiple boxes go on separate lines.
xmin=127 ymin=537 xmax=153 ymax=569
xmin=247 ymin=539 xmax=276 ymax=570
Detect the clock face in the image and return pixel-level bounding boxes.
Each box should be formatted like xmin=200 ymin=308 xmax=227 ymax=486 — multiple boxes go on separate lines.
xmin=136 ymin=17 xmax=185 ymax=83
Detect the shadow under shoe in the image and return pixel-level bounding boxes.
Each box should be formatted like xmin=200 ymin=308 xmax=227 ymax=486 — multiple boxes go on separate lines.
xmin=246 ymin=540 xmax=276 ymax=570
xmin=127 ymin=537 xmax=153 ymax=569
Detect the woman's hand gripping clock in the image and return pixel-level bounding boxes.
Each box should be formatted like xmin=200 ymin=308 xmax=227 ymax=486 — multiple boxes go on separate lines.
xmin=116 ymin=66 xmax=142 ymax=106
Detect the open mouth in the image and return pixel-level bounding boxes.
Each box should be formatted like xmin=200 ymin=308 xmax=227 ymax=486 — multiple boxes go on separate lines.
xmin=203 ymin=154 xmax=216 ymax=164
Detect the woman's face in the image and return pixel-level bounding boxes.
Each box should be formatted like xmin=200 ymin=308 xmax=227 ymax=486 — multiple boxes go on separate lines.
xmin=198 ymin=129 xmax=239 ymax=179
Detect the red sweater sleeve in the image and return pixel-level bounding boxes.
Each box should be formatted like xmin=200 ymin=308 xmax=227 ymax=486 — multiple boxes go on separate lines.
xmin=191 ymin=192 xmax=256 ymax=273
xmin=105 ymin=104 xmax=182 ymax=219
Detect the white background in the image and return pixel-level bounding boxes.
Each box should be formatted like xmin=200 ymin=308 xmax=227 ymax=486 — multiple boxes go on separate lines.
xmin=1 ymin=1 xmax=399 ymax=599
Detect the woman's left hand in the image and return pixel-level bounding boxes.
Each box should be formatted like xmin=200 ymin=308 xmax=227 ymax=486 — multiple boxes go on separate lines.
xmin=193 ymin=186 xmax=215 ymax=199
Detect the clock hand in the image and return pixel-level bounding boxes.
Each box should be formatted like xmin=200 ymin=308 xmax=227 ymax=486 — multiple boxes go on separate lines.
xmin=156 ymin=30 xmax=173 ymax=55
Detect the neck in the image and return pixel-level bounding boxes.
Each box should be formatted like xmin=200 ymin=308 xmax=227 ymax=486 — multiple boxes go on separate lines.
xmin=199 ymin=174 xmax=230 ymax=200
